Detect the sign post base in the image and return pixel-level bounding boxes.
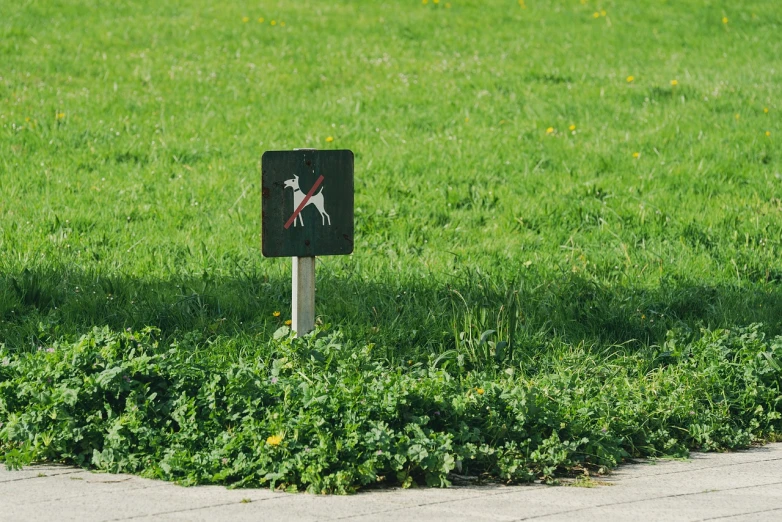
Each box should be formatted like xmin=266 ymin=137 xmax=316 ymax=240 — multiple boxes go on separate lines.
xmin=292 ymin=256 xmax=315 ymax=336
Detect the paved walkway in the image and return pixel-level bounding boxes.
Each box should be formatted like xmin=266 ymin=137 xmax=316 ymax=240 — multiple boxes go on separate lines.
xmin=1 ymin=444 xmax=780 ymax=521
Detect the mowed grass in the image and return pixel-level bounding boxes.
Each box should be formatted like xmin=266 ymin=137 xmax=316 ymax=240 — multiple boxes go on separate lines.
xmin=1 ymin=0 xmax=781 ymax=491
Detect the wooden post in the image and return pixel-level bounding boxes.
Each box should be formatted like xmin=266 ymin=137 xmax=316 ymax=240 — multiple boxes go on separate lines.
xmin=292 ymin=256 xmax=316 ymax=336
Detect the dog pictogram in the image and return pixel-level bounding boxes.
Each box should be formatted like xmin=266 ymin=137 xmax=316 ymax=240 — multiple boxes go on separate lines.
xmin=283 ymin=175 xmax=331 ymax=228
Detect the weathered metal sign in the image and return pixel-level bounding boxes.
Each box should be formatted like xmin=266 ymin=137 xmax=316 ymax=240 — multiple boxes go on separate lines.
xmin=262 ymin=149 xmax=354 ymax=258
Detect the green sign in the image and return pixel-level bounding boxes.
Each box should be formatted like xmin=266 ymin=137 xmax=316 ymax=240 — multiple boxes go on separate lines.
xmin=262 ymin=150 xmax=354 ymax=258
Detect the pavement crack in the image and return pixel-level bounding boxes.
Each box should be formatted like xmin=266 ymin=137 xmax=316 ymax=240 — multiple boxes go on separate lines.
xmin=698 ymin=506 xmax=782 ymax=520
xmin=20 ymin=482 xmax=156 ymax=506
xmin=617 ymin=456 xmax=782 ymax=480
xmin=0 ymin=470 xmax=84 ymax=483
xmin=333 ymin=486 xmax=539 ymax=520
xmin=510 ymin=480 xmax=782 ymax=521
xmin=106 ymin=495 xmax=287 ymax=521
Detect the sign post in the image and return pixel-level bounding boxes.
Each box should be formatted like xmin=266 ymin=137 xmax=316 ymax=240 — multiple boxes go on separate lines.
xmin=292 ymin=256 xmax=315 ymax=335
xmin=262 ymin=149 xmax=354 ymax=336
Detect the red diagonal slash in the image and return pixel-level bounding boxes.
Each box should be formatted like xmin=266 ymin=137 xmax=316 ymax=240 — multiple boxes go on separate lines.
xmin=284 ymin=175 xmax=325 ymax=229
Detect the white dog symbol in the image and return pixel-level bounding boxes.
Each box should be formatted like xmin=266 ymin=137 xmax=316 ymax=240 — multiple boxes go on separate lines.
xmin=283 ymin=175 xmax=331 ymax=226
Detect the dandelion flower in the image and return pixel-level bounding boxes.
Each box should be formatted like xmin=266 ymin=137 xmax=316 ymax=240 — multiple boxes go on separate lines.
xmin=670 ymin=79 xmax=678 ymax=86
xmin=266 ymin=434 xmax=283 ymax=446
xmin=325 ymin=136 xmax=334 ymax=142
xmin=546 ymin=127 xmax=555 ymax=135
xmin=258 ymin=17 xmax=264 ymax=23
xmin=280 ymin=21 xmax=285 ymax=26
xmin=569 ymin=124 xmax=576 ymax=131
xmin=722 ymin=17 xmax=728 ymax=24
xmin=270 ymin=20 xmax=276 ymax=25
xmin=445 ymin=2 xmax=451 ymax=7
xmin=600 ymin=10 xmax=606 ymax=16
xmin=273 ymin=311 xmax=280 ymax=317
xmin=242 ymin=16 xmax=249 ymax=23
xmin=766 ymin=131 xmax=771 ymax=137
xmin=735 ymin=113 xmax=740 ymax=120
xmin=56 ymin=112 xmax=65 ymax=120
xmin=422 ymin=0 xmax=428 ymax=4
xmin=626 ymin=75 xmax=634 ymax=83
xmin=593 ymin=12 xmax=600 ymax=18
xmin=434 ymin=0 xmax=440 ymax=4
xmin=464 ymin=117 xmax=469 ymax=122
xmin=284 ymin=319 xmax=291 ymax=326
xmin=632 ymin=152 xmax=640 ymax=158
xmin=475 ymin=387 xmax=485 ymax=395
xmin=764 ymin=107 xmax=769 ymax=114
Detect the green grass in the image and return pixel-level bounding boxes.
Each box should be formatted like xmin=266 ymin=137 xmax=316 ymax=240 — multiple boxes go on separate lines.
xmin=1 ymin=0 xmax=781 ymax=492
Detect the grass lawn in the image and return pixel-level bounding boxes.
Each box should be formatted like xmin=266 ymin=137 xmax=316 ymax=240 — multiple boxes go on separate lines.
xmin=1 ymin=0 xmax=781 ymax=492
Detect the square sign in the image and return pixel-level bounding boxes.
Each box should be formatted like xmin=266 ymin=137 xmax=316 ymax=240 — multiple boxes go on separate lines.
xmin=262 ymin=149 xmax=354 ymax=257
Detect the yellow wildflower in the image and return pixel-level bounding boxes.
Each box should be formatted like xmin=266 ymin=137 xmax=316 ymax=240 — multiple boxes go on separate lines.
xmin=546 ymin=127 xmax=555 ymax=135
xmin=284 ymin=319 xmax=291 ymax=326
xmin=325 ymin=136 xmax=334 ymax=142
xmin=464 ymin=117 xmax=469 ymax=122
xmin=271 ymin=20 xmax=277 ymax=25
xmin=422 ymin=0 xmax=428 ymax=4
xmin=766 ymin=131 xmax=771 ymax=137
xmin=475 ymin=387 xmax=485 ymax=395
xmin=735 ymin=113 xmax=740 ymax=120
xmin=600 ymin=10 xmax=606 ymax=16
xmin=56 ymin=112 xmax=65 ymax=120
xmin=626 ymin=75 xmax=634 ymax=83
xmin=722 ymin=17 xmax=728 ymax=24
xmin=764 ymin=107 xmax=769 ymax=114
xmin=280 ymin=21 xmax=285 ymax=27
xmin=242 ymin=16 xmax=249 ymax=23
xmin=266 ymin=434 xmax=283 ymax=446
xmin=434 ymin=0 xmax=440 ymax=4
xmin=632 ymin=152 xmax=640 ymax=158
xmin=569 ymin=124 xmax=576 ymax=131
xmin=258 ymin=17 xmax=264 ymax=23
xmin=445 ymin=2 xmax=451 ymax=7
xmin=670 ymin=79 xmax=678 ymax=86
xmin=273 ymin=311 xmax=281 ymax=317
xmin=593 ymin=12 xmax=600 ymax=18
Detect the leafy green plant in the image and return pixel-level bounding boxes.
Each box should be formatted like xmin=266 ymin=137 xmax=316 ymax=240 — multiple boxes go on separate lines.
xmin=2 ymin=325 xmax=779 ymax=492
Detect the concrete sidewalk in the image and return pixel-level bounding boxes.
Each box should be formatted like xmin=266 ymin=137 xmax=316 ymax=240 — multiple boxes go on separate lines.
xmin=1 ymin=444 xmax=780 ymax=522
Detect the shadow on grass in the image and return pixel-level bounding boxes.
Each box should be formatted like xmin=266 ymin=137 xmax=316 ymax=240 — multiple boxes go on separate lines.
xmin=2 ymin=265 xmax=782 ymax=362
